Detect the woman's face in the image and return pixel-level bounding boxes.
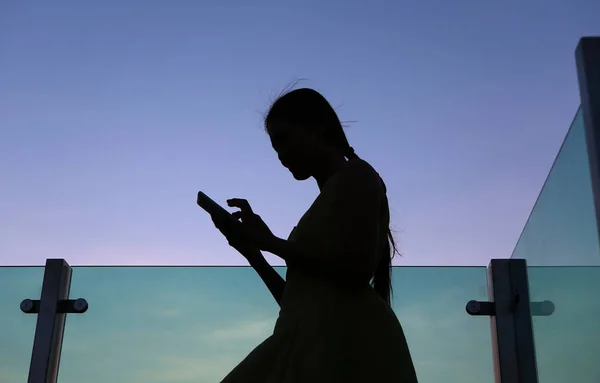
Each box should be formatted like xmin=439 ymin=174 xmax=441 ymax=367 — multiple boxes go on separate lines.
xmin=268 ymin=122 xmax=320 ymax=181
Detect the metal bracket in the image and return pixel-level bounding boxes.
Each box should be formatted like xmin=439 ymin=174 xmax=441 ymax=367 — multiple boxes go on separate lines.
xmin=21 ymin=298 xmax=89 ymax=314
xmin=466 ymin=300 xmax=555 ymax=317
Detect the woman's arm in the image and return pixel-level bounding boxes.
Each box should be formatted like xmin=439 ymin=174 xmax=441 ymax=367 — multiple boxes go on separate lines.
xmin=241 ymin=248 xmax=286 ymax=306
xmin=211 ymin=213 xmax=286 ymax=306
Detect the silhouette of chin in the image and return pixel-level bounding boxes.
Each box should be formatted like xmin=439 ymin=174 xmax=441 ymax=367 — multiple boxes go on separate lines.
xmin=289 ymin=168 xmax=311 ymax=181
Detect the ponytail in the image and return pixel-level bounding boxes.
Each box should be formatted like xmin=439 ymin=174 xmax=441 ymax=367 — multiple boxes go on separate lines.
xmin=344 ymin=146 xmax=358 ymax=160
xmin=343 ymin=147 xmax=396 ymax=307
xmin=373 ymin=225 xmax=396 ymax=307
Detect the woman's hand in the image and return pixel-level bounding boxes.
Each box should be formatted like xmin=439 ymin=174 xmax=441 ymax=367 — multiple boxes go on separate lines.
xmin=211 ymin=214 xmax=262 ymax=261
xmin=227 ymin=198 xmax=277 ymax=251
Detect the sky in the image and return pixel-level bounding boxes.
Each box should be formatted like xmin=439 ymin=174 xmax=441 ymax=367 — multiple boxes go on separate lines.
xmin=2 ymin=3 xmax=600 ymax=382
xmin=2 ymin=1 xmax=600 ymax=267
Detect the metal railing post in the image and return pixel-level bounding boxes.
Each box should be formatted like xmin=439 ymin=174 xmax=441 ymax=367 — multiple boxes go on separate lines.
xmin=466 ymin=259 xmax=548 ymax=383
xmin=22 ymin=259 xmax=88 ymax=383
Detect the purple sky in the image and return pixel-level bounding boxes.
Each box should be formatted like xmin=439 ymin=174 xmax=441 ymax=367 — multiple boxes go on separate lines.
xmin=2 ymin=1 xmax=600 ymax=266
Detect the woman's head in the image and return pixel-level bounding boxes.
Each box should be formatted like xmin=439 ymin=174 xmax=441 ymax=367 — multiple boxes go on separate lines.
xmin=264 ymin=88 xmax=356 ymax=180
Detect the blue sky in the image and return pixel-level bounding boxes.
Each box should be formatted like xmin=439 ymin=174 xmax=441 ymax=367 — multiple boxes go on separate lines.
xmin=2 ymin=1 xmax=600 ymax=266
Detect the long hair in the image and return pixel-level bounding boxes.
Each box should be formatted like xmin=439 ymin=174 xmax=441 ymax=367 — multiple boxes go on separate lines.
xmin=263 ymin=87 xmax=398 ymax=306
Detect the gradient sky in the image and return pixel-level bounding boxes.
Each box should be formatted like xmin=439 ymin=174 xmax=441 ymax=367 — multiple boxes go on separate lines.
xmin=2 ymin=1 xmax=600 ymax=266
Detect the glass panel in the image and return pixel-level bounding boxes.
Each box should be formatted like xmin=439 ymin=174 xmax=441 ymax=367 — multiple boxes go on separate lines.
xmin=55 ymin=266 xmax=493 ymax=383
xmin=528 ymin=266 xmax=600 ymax=382
xmin=512 ymin=107 xmax=600 ymax=265
xmin=0 ymin=267 xmax=44 ymax=383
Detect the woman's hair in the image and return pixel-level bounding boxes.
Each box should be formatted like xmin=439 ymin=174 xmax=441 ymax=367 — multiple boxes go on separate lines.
xmin=264 ymin=87 xmax=398 ymax=306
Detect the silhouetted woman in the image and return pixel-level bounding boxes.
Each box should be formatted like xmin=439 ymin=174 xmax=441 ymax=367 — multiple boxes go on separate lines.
xmin=212 ymin=88 xmax=418 ymax=382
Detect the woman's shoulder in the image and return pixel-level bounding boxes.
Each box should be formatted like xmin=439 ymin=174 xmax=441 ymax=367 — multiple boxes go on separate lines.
xmin=348 ymin=158 xmax=377 ymax=173
xmin=342 ymin=159 xmax=383 ymax=187
xmin=329 ymin=159 xmax=385 ymax=200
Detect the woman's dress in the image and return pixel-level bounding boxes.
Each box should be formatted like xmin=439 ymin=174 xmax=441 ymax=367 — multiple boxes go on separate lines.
xmin=220 ymin=160 xmax=418 ymax=382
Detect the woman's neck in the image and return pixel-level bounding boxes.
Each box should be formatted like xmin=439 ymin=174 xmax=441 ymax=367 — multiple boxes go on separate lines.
xmin=313 ymin=155 xmax=349 ymax=191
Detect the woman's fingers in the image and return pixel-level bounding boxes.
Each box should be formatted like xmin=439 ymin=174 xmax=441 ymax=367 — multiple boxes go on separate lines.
xmin=211 ymin=215 xmax=225 ymax=228
xmin=213 ymin=217 xmax=244 ymax=243
xmin=212 ymin=214 xmax=235 ymax=233
xmin=227 ymin=198 xmax=253 ymax=213
xmin=232 ymin=210 xmax=257 ymax=222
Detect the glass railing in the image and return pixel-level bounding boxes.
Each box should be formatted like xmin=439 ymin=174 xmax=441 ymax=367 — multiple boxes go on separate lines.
xmin=528 ymin=266 xmax=600 ymax=383
xmin=512 ymin=107 xmax=600 ymax=265
xmin=0 ymin=267 xmax=44 ymax=383
xmin=1 ymin=266 xmax=493 ymax=383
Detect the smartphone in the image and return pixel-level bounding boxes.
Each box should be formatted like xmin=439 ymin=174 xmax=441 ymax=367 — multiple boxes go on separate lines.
xmin=197 ymin=191 xmax=239 ymax=225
